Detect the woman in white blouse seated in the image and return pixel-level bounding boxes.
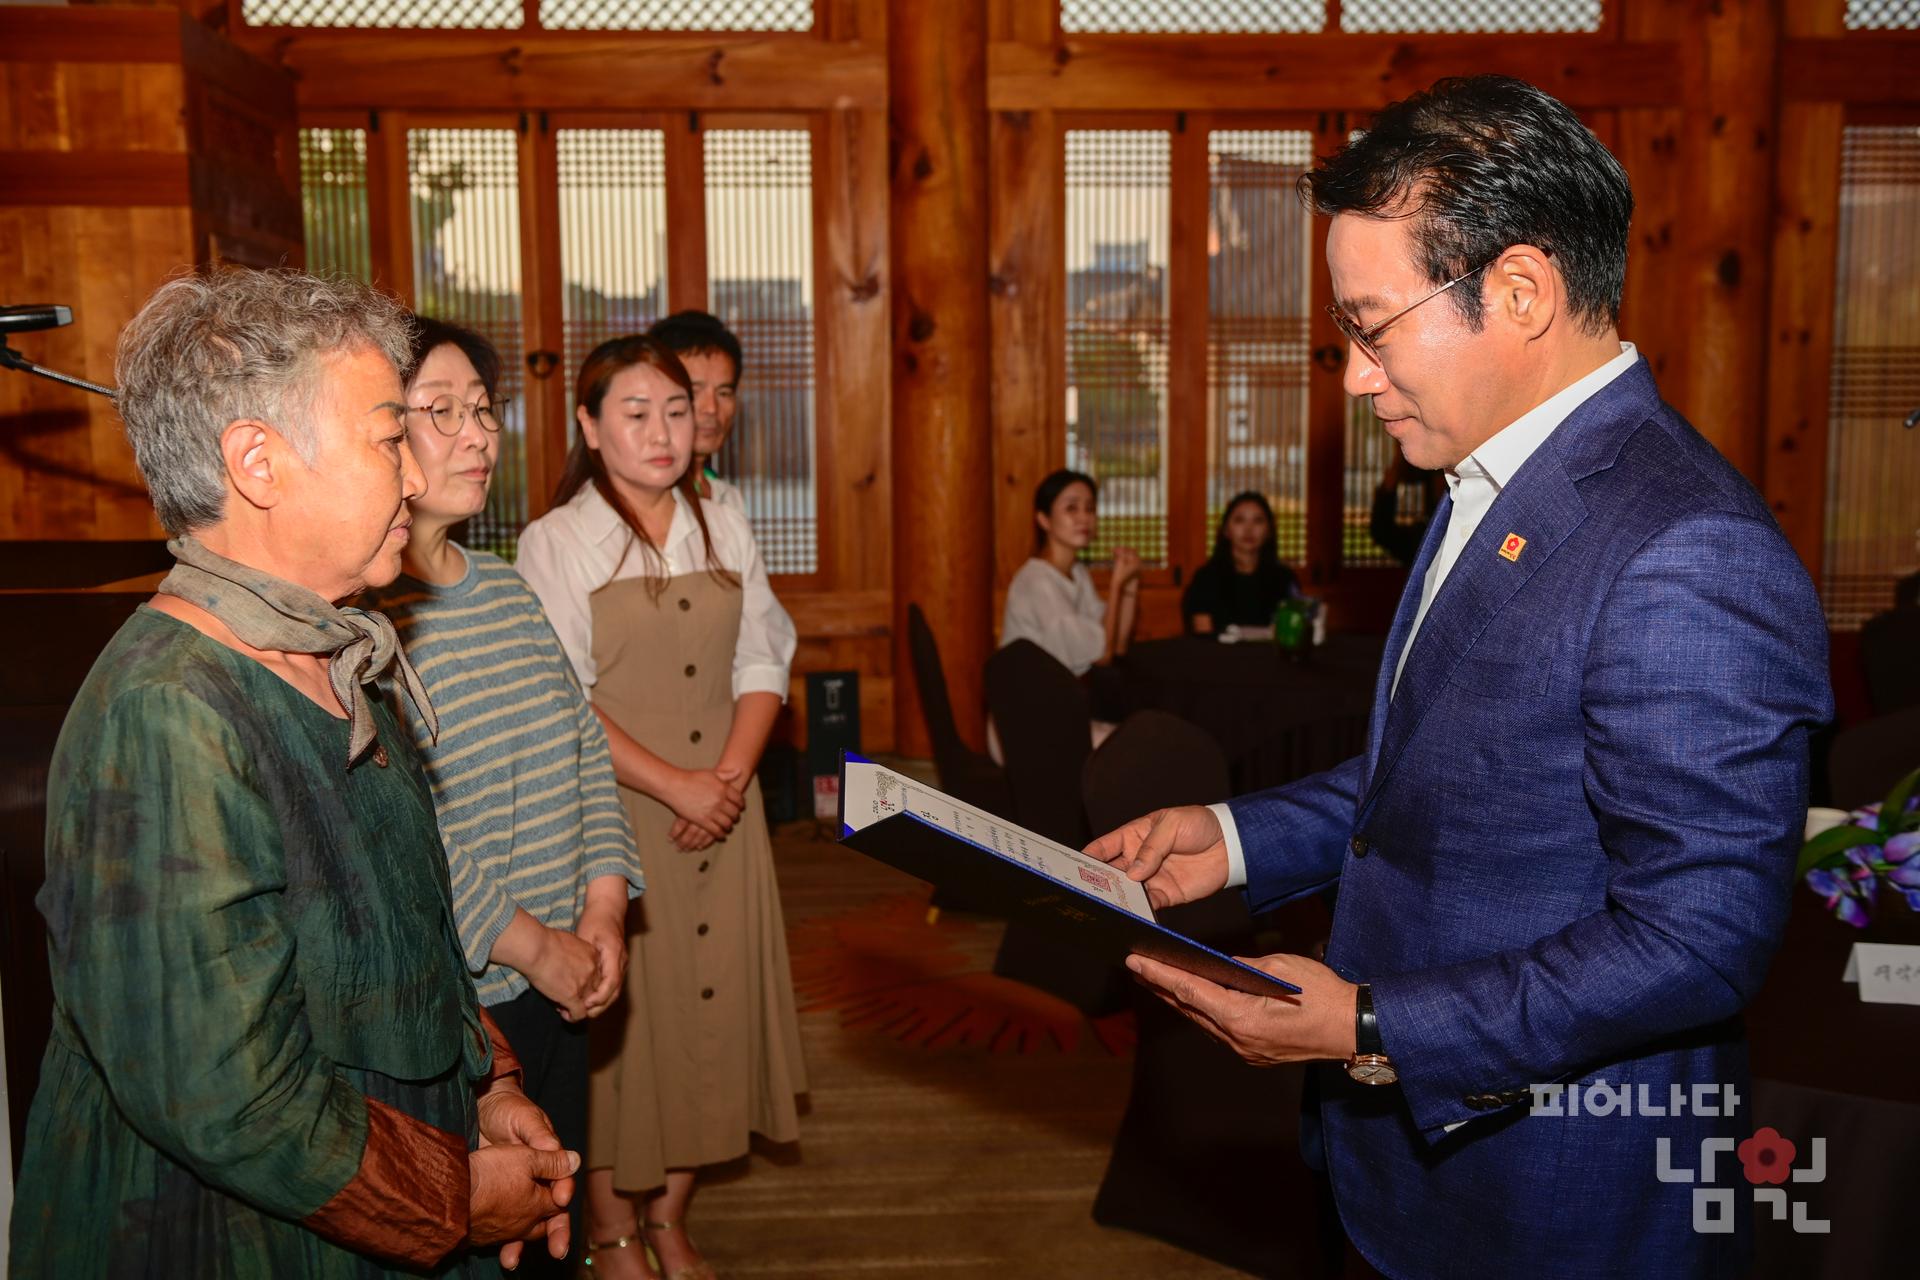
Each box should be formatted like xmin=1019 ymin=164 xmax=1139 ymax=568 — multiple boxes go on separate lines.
xmin=1001 ymin=468 xmax=1140 ymax=676
xmin=515 ymin=335 xmax=806 ymax=1280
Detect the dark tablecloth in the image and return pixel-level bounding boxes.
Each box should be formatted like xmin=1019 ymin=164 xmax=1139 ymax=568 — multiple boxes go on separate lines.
xmin=1119 ymin=634 xmax=1384 ymax=793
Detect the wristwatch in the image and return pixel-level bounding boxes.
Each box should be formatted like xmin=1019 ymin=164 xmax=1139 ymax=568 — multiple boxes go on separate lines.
xmin=1346 ymin=983 xmax=1399 ymax=1086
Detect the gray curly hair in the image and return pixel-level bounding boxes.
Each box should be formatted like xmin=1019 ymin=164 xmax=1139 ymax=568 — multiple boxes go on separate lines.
xmin=115 ymin=268 xmax=414 ymax=533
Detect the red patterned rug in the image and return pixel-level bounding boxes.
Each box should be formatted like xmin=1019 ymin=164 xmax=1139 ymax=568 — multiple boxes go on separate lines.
xmin=788 ymin=892 xmax=1137 ymax=1055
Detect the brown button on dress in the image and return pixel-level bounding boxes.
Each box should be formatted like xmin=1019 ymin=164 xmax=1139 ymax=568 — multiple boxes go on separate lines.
xmin=584 ymin=572 xmax=807 ymax=1192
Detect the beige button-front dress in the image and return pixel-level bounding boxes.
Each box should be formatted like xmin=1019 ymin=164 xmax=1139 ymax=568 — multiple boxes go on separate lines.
xmin=585 ymin=570 xmax=807 ymax=1192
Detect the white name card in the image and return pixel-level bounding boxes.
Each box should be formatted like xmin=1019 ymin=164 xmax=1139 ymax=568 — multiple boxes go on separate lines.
xmin=1841 ymin=943 xmax=1920 ymax=1006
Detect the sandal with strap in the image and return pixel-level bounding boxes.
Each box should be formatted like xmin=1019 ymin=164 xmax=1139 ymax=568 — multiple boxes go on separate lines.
xmin=582 ymin=1233 xmax=657 ymax=1277
xmin=640 ymin=1220 xmax=718 ymax=1280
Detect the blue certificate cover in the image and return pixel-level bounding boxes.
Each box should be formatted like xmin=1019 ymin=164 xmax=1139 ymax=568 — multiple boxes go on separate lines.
xmin=836 ymin=753 xmax=1299 ymax=1000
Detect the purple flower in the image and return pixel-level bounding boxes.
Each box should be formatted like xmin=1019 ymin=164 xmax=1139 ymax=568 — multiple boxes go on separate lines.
xmin=1903 ymin=888 xmax=1920 ymax=913
xmin=1806 ymin=867 xmax=1873 ymax=928
xmin=1884 ymin=832 xmax=1919 ymax=864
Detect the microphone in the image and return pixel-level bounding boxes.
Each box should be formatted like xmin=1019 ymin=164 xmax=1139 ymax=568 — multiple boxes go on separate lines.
xmin=0 ymin=304 xmax=73 ymax=334
xmin=1905 ymin=406 xmax=1919 ymax=431
xmin=0 ymin=302 xmax=115 ymax=398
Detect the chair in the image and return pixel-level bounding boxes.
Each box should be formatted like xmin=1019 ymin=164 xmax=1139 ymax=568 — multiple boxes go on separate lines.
xmin=1860 ymin=607 xmax=1920 ymax=715
xmin=904 ymin=603 xmax=1013 ymax=817
xmin=983 ymin=641 xmax=1125 ymax=1012
xmin=1082 ymin=710 xmax=1341 ymax=1278
xmin=1828 ymin=705 xmax=1920 ymax=810
xmin=983 ymin=640 xmax=1092 ymax=847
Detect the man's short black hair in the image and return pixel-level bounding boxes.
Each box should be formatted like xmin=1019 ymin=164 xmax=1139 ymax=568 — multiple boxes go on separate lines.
xmin=646 ymin=310 xmax=743 ymax=380
xmin=1300 ymin=75 xmax=1633 ymax=333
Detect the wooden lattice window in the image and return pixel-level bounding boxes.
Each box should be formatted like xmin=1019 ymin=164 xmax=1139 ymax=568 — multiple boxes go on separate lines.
xmin=705 ymin=128 xmax=818 ymax=576
xmin=1061 ymin=0 xmax=1324 ymax=33
xmin=1065 ymin=129 xmax=1172 ymax=567
xmin=1340 ymin=0 xmax=1602 ymax=32
xmin=540 ymin=0 xmax=813 ymax=29
xmin=1824 ymin=124 xmax=1920 ymax=629
xmin=1207 ymin=130 xmax=1314 ymax=564
xmin=243 ymin=0 xmax=521 ymax=27
xmin=300 ymin=127 xmax=373 ymax=283
xmin=557 ymin=128 xmax=671 ymax=410
xmin=1847 ymin=0 xmax=1920 ymax=29
xmin=407 ymin=127 xmax=530 ymax=559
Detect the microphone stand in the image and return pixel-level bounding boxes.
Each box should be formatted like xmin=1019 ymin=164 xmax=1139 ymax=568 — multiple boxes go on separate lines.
xmin=0 ymin=335 xmax=117 ymax=399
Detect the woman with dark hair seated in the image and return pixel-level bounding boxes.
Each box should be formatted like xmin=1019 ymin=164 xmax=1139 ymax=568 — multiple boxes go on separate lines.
xmin=1001 ymin=468 xmax=1141 ymax=672
xmin=1182 ymin=490 xmax=1302 ymax=635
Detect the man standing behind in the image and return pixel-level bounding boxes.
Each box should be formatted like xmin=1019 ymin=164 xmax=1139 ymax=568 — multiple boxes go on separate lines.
xmin=648 ymin=309 xmax=747 ymax=512
xmin=1089 ymin=76 xmax=1831 ymax=1278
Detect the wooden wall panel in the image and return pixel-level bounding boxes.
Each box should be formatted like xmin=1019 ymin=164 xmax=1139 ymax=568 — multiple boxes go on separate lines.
xmin=0 ymin=8 xmax=297 ymax=541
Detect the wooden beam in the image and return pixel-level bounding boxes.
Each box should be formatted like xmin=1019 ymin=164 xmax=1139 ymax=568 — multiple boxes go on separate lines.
xmin=987 ymin=36 xmax=1685 ymax=112
xmin=0 ymin=151 xmax=191 ymax=206
xmin=0 ymin=8 xmax=181 ymax=64
xmin=242 ymin=33 xmax=885 ymax=112
xmin=1781 ymin=36 xmax=1920 ymax=104
xmin=890 ymin=0 xmax=992 ymax=757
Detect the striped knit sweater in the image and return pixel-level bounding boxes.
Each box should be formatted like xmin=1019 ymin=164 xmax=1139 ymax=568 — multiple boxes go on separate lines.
xmin=369 ymin=546 xmax=642 ymax=1006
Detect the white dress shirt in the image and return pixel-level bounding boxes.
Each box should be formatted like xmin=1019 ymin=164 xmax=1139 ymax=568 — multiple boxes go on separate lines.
xmin=999 ymin=557 xmax=1107 ymax=676
xmin=704 ymin=472 xmax=746 ymax=515
xmin=515 ymin=484 xmax=797 ymax=701
xmin=1210 ymin=343 xmax=1641 ymax=888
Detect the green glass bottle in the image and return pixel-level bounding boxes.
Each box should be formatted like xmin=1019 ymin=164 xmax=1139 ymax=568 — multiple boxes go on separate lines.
xmin=1273 ymin=596 xmax=1308 ymax=652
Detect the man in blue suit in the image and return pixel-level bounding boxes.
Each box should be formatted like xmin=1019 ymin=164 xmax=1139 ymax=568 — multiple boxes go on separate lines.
xmin=1089 ymin=76 xmax=1832 ymax=1278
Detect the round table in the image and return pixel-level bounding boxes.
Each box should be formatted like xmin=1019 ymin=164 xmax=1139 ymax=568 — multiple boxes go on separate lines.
xmin=1119 ymin=633 xmax=1385 ymax=793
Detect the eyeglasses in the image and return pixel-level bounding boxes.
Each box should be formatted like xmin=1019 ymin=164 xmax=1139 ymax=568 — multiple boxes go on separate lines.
xmin=408 ymin=394 xmax=511 ymax=437
xmin=1325 ymin=256 xmax=1501 ymax=368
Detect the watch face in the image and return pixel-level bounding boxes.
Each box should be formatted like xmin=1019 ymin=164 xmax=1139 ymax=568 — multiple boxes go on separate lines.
xmin=1348 ymin=1058 xmax=1399 ymax=1086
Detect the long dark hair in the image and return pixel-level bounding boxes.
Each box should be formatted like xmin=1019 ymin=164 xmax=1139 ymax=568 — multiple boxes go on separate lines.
xmin=1032 ymin=467 xmax=1097 ymax=554
xmin=552 ymin=334 xmax=735 ymax=598
xmin=1209 ymin=491 xmax=1296 ymax=593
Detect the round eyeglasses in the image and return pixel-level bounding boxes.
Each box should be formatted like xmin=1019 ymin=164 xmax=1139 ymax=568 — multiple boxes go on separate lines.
xmin=408 ymin=394 xmax=510 ymax=437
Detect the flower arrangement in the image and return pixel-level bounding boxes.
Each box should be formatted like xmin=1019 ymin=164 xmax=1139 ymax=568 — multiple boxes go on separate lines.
xmin=1799 ymin=766 xmax=1920 ymax=928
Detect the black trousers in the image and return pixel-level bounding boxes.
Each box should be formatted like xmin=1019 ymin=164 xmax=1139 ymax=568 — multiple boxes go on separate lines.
xmin=486 ymin=986 xmax=590 ymax=1275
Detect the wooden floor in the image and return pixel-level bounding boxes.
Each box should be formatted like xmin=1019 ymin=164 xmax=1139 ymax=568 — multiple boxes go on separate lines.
xmin=683 ymin=809 xmax=1250 ymax=1279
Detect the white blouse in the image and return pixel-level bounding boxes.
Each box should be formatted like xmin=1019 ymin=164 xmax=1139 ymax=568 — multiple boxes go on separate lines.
xmin=999 ymin=557 xmax=1106 ymax=676
xmin=516 ymin=484 xmax=796 ymax=701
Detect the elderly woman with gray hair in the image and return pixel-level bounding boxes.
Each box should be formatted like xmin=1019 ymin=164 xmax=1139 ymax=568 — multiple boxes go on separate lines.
xmin=9 ymin=269 xmax=577 ymax=1278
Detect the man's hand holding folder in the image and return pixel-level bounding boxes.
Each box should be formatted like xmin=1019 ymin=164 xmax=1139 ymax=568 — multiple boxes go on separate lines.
xmin=1087 ymin=805 xmax=1360 ymax=1067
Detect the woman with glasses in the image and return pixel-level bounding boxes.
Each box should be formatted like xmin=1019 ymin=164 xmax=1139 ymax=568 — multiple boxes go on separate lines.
xmin=367 ymin=317 xmax=646 ymax=1276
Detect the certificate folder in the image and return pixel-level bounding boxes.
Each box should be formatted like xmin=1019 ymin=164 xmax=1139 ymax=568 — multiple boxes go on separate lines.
xmin=836 ymin=754 xmax=1299 ymax=1000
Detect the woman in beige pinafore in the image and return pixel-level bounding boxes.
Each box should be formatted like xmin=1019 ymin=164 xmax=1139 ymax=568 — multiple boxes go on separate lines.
xmin=516 ymin=335 xmax=805 ymax=1280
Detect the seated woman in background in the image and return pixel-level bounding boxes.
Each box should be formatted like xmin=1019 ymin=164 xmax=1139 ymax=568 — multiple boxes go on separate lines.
xmin=1182 ymin=491 xmax=1301 ymax=635
xmin=366 ymin=318 xmax=646 ymax=1277
xmin=1000 ymin=468 xmax=1140 ymax=674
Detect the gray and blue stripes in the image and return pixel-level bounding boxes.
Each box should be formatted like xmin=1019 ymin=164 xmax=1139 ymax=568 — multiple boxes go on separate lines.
xmin=373 ymin=548 xmax=642 ymax=1006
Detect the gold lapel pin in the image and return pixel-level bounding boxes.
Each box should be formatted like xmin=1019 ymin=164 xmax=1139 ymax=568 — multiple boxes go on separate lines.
xmin=1498 ymin=533 xmax=1527 ymax=562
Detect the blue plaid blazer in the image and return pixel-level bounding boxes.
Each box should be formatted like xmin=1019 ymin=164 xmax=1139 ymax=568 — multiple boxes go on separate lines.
xmin=1229 ymin=360 xmax=1833 ymax=1279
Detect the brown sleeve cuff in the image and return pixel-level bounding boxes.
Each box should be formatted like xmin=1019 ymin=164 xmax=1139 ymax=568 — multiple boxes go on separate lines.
xmin=479 ymin=1005 xmax=524 ymax=1088
xmin=302 ymin=1095 xmax=470 ymax=1269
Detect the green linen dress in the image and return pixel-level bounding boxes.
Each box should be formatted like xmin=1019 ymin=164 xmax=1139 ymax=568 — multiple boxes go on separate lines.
xmin=10 ymin=606 xmax=498 ymax=1279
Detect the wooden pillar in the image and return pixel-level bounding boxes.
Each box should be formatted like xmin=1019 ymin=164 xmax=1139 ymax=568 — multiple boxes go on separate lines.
xmin=889 ymin=0 xmax=992 ymax=757
xmin=1621 ymin=0 xmax=1780 ymax=482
